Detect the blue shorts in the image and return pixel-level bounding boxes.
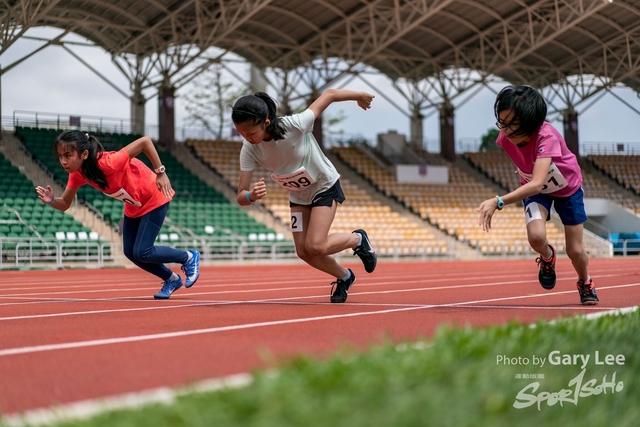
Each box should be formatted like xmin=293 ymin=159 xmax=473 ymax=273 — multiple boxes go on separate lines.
xmin=523 ymin=187 xmax=587 ymax=226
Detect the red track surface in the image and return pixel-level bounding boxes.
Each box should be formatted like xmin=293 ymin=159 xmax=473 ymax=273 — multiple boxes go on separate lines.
xmin=1 ymin=257 xmax=639 ymax=415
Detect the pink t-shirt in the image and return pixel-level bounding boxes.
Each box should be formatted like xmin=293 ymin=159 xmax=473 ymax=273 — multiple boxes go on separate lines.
xmin=67 ymin=149 xmax=173 ymax=218
xmin=496 ymin=122 xmax=582 ymax=197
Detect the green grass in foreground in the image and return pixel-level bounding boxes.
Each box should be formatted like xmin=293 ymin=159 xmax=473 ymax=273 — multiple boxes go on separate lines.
xmin=13 ymin=308 xmax=640 ymax=427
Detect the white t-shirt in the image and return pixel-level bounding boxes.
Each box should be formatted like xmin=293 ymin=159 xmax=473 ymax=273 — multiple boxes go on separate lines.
xmin=239 ymin=109 xmax=340 ymax=205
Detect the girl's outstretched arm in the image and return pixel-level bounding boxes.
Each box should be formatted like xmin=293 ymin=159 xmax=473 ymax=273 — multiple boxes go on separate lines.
xmin=308 ymin=89 xmax=374 ymax=119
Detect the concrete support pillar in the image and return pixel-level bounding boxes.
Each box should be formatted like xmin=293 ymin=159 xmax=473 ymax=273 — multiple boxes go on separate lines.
xmin=308 ymin=90 xmax=323 ymax=150
xmin=250 ymin=65 xmax=267 ymax=93
xmin=158 ymin=85 xmax=176 ymax=150
xmin=439 ymin=103 xmax=456 ymax=161
xmin=409 ymin=106 xmax=424 ymax=150
xmin=563 ymin=109 xmax=579 ymax=157
xmin=130 ymin=84 xmax=145 ymax=136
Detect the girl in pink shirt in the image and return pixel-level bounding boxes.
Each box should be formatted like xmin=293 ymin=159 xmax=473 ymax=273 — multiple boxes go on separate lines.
xmin=35 ymin=130 xmax=200 ymax=299
xmin=477 ymin=85 xmax=598 ymax=305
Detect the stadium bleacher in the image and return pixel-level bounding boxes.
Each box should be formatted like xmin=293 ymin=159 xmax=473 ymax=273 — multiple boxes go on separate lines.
xmin=13 ymin=127 xmax=279 ymax=243
xmin=187 ymin=139 xmax=448 ymax=256
xmin=4 ymin=126 xmax=637 ymax=264
xmin=333 ymin=146 xmax=566 ymax=255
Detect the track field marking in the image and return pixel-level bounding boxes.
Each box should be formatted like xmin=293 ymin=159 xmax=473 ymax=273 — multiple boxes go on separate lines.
xmin=0 ymin=306 xmax=428 ymax=357
xmin=1 ymin=373 xmax=253 ymax=427
xmin=1 ymin=283 xmax=638 ymax=356
xmin=1 ymin=282 xmax=638 ymax=322
xmin=1 ymin=268 xmax=635 ymax=302
xmin=2 ymin=264 xmax=637 ymax=294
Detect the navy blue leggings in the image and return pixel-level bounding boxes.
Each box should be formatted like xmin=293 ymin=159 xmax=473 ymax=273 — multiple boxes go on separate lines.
xmin=122 ymin=202 xmax=188 ymax=281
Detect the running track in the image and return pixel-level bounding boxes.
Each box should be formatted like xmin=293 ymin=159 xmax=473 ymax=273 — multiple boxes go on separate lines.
xmin=1 ymin=257 xmax=639 ymax=416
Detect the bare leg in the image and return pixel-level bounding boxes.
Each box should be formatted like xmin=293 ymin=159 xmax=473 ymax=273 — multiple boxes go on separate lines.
xmin=564 ymin=223 xmax=589 ymax=281
xmin=526 ymin=204 xmax=553 ymax=258
xmin=291 ymin=203 xmax=359 ymax=279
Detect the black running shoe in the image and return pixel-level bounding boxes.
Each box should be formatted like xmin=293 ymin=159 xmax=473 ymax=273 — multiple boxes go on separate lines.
xmin=577 ymin=279 xmax=599 ymax=305
xmin=330 ymin=269 xmax=356 ymax=303
xmin=535 ymin=245 xmax=556 ymax=290
xmin=352 ymin=229 xmax=377 ymax=273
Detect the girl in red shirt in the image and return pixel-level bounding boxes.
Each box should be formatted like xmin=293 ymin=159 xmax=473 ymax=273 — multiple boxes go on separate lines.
xmin=35 ymin=130 xmax=200 ymax=299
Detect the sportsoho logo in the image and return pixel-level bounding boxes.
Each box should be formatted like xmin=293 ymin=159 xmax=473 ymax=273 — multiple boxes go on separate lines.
xmin=496 ymin=350 xmax=625 ymax=410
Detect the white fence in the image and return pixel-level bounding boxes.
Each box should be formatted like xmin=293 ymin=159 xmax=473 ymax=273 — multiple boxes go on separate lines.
xmin=0 ymin=236 xmax=629 ymax=270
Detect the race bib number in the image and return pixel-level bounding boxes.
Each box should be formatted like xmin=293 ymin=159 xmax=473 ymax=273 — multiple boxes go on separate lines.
xmin=524 ymin=202 xmax=543 ymax=225
xmin=517 ymin=163 xmax=568 ymax=194
xmin=104 ymin=188 xmax=142 ymax=207
xmin=291 ymin=211 xmax=303 ymax=233
xmin=271 ymin=167 xmax=316 ymax=192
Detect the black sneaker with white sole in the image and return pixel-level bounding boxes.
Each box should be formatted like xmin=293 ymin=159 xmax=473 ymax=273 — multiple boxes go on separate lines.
xmin=535 ymin=245 xmax=556 ymax=290
xmin=577 ymin=279 xmax=599 ymax=305
xmin=352 ymin=229 xmax=377 ymax=273
xmin=330 ymin=269 xmax=356 ymax=303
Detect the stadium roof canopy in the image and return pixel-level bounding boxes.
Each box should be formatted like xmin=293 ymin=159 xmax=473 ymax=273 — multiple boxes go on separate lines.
xmin=3 ymin=0 xmax=640 ymax=92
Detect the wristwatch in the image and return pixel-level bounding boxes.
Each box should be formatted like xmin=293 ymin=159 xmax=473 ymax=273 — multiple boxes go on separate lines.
xmin=154 ymin=165 xmax=166 ymax=174
xmin=496 ymin=195 xmax=505 ymax=210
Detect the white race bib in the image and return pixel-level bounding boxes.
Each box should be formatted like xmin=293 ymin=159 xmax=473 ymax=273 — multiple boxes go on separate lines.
xmin=517 ymin=163 xmax=568 ymax=194
xmin=103 ymin=188 xmax=142 ymax=207
xmin=271 ymin=166 xmax=316 ymax=192
xmin=291 ymin=211 xmax=303 ymax=233
xmin=524 ymin=202 xmax=543 ymax=225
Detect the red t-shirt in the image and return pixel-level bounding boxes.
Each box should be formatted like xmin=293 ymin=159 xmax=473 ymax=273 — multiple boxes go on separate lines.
xmin=67 ymin=148 xmax=173 ymax=218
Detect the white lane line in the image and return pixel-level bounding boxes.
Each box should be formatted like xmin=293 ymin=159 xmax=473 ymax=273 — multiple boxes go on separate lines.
xmin=5 ymin=268 xmax=640 ymax=300
xmin=1 ymin=282 xmax=639 ymax=322
xmin=1 ymin=373 xmax=253 ymax=427
xmin=0 ymin=306 xmax=428 ymax=357
xmin=2 ymin=284 xmax=639 ymax=356
xmin=2 ymin=268 xmax=633 ymax=301
xmin=0 ymin=302 xmax=210 ymax=321
xmin=583 ymin=305 xmax=639 ymax=319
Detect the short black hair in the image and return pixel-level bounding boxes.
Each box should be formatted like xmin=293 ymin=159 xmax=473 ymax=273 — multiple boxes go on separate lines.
xmin=494 ymin=85 xmax=547 ymax=137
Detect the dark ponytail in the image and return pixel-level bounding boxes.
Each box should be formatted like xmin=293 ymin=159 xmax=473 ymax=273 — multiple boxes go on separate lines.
xmin=231 ymin=92 xmax=287 ymax=140
xmin=54 ymin=130 xmax=109 ymax=190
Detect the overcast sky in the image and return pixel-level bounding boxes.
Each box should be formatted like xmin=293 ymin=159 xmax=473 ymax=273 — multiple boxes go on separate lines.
xmin=3 ymin=27 xmax=640 ymax=154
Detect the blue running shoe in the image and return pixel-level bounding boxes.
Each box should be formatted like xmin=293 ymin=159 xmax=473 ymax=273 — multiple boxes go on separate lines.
xmin=154 ymin=275 xmax=183 ymax=299
xmin=182 ymin=250 xmax=200 ymax=288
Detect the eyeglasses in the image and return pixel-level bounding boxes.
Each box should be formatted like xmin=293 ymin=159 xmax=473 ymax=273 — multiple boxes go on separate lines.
xmin=495 ymin=120 xmax=520 ymax=131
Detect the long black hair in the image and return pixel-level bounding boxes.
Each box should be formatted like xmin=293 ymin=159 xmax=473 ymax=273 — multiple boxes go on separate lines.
xmin=231 ymin=92 xmax=287 ymax=141
xmin=494 ymin=85 xmax=547 ymax=137
xmin=54 ymin=130 xmax=109 ymax=190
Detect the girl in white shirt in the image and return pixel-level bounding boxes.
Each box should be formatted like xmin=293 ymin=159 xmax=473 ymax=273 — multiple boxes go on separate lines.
xmin=232 ymin=89 xmax=377 ymax=303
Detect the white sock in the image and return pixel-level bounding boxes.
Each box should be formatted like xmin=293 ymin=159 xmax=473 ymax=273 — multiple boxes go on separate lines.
xmin=170 ymin=272 xmax=179 ymax=281
xmin=354 ymin=232 xmax=363 ymax=247
xmin=341 ymin=270 xmax=351 ymax=282
xmin=186 ymin=251 xmax=193 ymax=262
